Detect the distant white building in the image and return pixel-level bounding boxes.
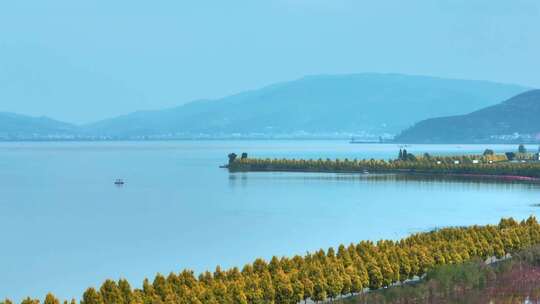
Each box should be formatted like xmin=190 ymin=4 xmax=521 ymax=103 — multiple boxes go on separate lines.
xmin=472 ymin=160 xmax=479 ymax=164
xmin=454 ymin=160 xmax=460 ymax=164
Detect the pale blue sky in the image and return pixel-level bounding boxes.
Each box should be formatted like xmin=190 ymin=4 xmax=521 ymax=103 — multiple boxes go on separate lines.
xmin=1 ymin=0 xmax=539 ymax=123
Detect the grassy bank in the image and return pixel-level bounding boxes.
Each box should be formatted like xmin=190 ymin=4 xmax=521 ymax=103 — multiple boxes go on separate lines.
xmin=341 ymin=245 xmax=540 ymax=304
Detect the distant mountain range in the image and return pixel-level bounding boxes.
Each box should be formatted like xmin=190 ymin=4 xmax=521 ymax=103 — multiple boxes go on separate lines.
xmin=0 ymin=73 xmax=531 ymax=140
xmin=396 ymin=90 xmax=540 ymax=143
xmin=0 ymin=112 xmax=77 ymax=140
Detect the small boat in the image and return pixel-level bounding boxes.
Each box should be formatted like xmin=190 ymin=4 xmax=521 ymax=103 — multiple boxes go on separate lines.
xmin=114 ymin=179 xmax=125 ymax=185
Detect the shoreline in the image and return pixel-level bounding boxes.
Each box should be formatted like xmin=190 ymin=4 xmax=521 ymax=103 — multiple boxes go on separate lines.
xmin=225 ymin=166 xmax=540 ymax=183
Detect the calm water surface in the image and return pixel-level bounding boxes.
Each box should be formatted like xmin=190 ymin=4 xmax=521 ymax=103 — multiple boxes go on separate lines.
xmin=1 ymin=141 xmax=539 ymax=300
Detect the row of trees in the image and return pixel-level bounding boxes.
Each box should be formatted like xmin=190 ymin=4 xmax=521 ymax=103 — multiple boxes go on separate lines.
xmin=228 ymin=154 xmax=540 ymax=177
xmin=5 ymin=217 xmax=540 ymax=304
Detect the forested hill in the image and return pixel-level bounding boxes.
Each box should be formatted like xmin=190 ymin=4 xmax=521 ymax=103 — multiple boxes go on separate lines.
xmin=395 ymin=90 xmax=540 ymax=143
xmin=82 ymin=74 xmax=528 ymax=138
xmin=0 ymin=112 xmax=77 ymax=140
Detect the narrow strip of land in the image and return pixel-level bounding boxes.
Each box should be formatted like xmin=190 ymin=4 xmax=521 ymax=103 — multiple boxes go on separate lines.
xmin=225 ymin=150 xmax=540 ymax=180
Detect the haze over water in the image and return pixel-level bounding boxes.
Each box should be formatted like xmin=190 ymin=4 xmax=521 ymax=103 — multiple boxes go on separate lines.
xmin=1 ymin=140 xmax=539 ymax=301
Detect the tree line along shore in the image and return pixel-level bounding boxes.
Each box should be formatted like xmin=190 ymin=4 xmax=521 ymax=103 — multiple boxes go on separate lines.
xmin=4 ymin=217 xmax=540 ymax=304
xmin=226 ymin=146 xmax=540 ymax=179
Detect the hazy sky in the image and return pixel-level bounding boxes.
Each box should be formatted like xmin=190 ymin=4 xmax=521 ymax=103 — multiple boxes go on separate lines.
xmin=1 ymin=0 xmax=539 ymax=123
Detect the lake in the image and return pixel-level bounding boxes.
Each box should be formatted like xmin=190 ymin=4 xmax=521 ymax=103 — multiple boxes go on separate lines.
xmin=1 ymin=141 xmax=539 ymax=301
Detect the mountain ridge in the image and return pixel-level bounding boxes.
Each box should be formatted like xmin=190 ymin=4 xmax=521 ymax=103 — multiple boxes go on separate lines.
xmin=395 ymin=89 xmax=540 ymax=143
xmin=82 ymin=73 xmax=530 ymax=138
xmin=0 ymin=112 xmax=77 ymax=140
xmin=0 ymin=73 xmax=532 ymax=140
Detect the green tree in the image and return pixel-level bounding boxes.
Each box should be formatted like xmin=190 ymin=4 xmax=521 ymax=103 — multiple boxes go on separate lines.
xmin=227 ymin=153 xmax=237 ymax=164
xmin=274 ymin=270 xmax=294 ymax=304
xmin=43 ymin=294 xmax=59 ymax=304
xmin=129 ymin=291 xmax=144 ymax=304
xmin=325 ymin=268 xmax=343 ymax=300
xmin=353 ymin=259 xmax=369 ymax=289
xmin=100 ymin=279 xmax=124 ymax=304
xmin=20 ymin=298 xmax=39 ymax=304
xmin=260 ymin=272 xmax=275 ymax=304
xmin=244 ymin=275 xmax=263 ymax=304
xmin=398 ymin=252 xmax=412 ymax=281
xmin=499 ymin=218 xmax=518 ymax=229
xmin=337 ymin=244 xmax=352 ymax=267
xmin=117 ymin=279 xmax=132 ymax=304
xmin=311 ymin=277 xmax=327 ymax=303
xmin=268 ymin=256 xmax=281 ymax=274
xmin=340 ymin=270 xmax=352 ymax=296
xmin=300 ymin=276 xmax=314 ymax=303
xmin=367 ymin=262 xmax=383 ymax=290
xmin=505 ymin=152 xmax=516 ymax=160
xmin=379 ymin=257 xmax=395 ymax=287
xmin=229 ymin=284 xmax=248 ymax=304
xmin=483 ymin=149 xmax=494 ymax=156
xmin=290 ymin=276 xmax=304 ymax=304
xmin=348 ymin=269 xmax=363 ymax=295
xmin=82 ymin=288 xmax=103 ymax=304
xmin=197 ymin=287 xmax=218 ymax=304
xmin=210 ymin=281 xmax=230 ymax=304
xmin=253 ymin=259 xmax=268 ymax=274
